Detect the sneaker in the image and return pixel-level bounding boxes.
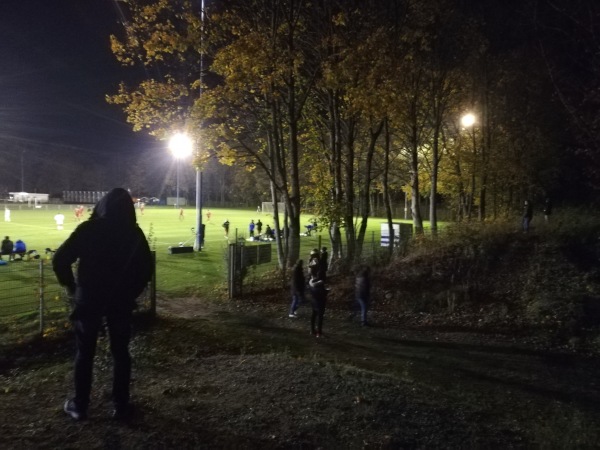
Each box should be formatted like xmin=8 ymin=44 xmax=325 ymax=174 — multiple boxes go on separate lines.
xmin=64 ymin=399 xmax=87 ymax=421
xmin=316 ymin=332 xmax=322 ymax=338
xmin=288 ymin=313 xmax=298 ymax=318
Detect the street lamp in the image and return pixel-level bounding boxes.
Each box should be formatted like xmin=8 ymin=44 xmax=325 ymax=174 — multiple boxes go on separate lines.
xmin=461 ymin=113 xmax=475 ymax=128
xmin=169 ymin=133 xmax=193 ymax=209
xmin=460 ymin=113 xmax=477 ymax=220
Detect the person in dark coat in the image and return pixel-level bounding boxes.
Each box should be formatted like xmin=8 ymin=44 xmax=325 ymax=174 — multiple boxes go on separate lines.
xmin=256 ymin=219 xmax=263 ymax=237
xmin=288 ymin=260 xmax=305 ymax=318
xmin=309 ymin=275 xmax=328 ymax=337
xmin=1 ymin=236 xmax=13 ymax=261
xmin=319 ymin=247 xmax=329 ymax=282
xmin=53 ymin=188 xmax=153 ymax=421
xmin=307 ymin=248 xmax=320 ymax=279
xmin=223 ymin=219 xmax=230 ymax=237
xmin=355 ymin=266 xmax=372 ymax=326
xmin=522 ymin=200 xmax=533 ymax=232
xmin=543 ymin=197 xmax=552 ymax=222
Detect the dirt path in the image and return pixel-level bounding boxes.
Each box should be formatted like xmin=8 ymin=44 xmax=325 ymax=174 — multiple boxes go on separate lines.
xmin=154 ymin=296 xmax=600 ymax=446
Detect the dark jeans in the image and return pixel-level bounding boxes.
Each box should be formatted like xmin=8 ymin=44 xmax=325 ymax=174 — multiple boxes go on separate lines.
xmin=289 ymin=292 xmax=304 ymax=315
xmin=357 ymin=296 xmax=370 ymax=324
xmin=311 ymin=298 xmax=326 ymax=334
xmin=73 ymin=308 xmax=132 ymax=411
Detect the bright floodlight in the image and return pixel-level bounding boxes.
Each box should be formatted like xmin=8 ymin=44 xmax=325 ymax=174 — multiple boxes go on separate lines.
xmin=169 ymin=133 xmax=193 ymax=159
xmin=461 ymin=113 xmax=476 ymax=127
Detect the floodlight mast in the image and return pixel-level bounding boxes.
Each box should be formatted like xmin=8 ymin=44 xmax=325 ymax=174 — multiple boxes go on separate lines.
xmin=168 ymin=133 xmax=193 ymax=209
xmin=194 ymin=0 xmax=206 ymax=252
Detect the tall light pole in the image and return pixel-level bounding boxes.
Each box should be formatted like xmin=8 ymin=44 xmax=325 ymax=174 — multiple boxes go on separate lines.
xmin=169 ymin=133 xmax=193 ymax=209
xmin=461 ymin=113 xmax=477 ymax=220
xmin=193 ymin=0 xmax=205 ymax=252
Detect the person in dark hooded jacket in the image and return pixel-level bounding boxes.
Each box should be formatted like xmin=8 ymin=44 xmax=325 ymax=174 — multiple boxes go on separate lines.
xmin=355 ymin=265 xmax=372 ymax=326
xmin=288 ymin=259 xmax=305 ymax=318
xmin=53 ymin=188 xmax=153 ymax=421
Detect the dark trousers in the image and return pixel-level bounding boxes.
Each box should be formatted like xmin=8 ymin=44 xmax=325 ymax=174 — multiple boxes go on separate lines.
xmin=311 ymin=298 xmax=326 ymax=334
xmin=73 ymin=309 xmax=132 ymax=410
xmin=357 ymin=296 xmax=370 ymax=324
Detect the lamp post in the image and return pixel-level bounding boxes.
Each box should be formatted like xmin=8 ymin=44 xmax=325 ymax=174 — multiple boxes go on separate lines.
xmin=461 ymin=113 xmax=477 ymax=220
xmin=169 ymin=133 xmax=193 ymax=209
xmin=169 ymin=132 xmax=203 ymax=251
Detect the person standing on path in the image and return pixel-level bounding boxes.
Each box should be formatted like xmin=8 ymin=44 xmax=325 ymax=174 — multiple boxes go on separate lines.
xmin=307 ymin=248 xmax=320 ymax=280
xmin=256 ymin=219 xmax=263 ymax=237
xmin=355 ymin=266 xmax=372 ymax=326
xmin=53 ymin=188 xmax=153 ymax=422
xmin=309 ymin=275 xmax=328 ymax=337
xmin=319 ymin=247 xmax=329 ymax=283
xmin=289 ymin=260 xmax=305 ymax=318
xmin=249 ymin=220 xmax=255 ymax=238
xmin=522 ymin=200 xmax=533 ymax=232
xmin=543 ymin=197 xmax=552 ymax=222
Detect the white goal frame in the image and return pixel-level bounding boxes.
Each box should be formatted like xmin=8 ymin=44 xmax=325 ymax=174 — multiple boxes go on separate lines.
xmin=261 ymin=202 xmax=285 ymax=213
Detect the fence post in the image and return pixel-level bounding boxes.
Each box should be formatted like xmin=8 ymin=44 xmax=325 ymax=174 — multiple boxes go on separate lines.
xmin=150 ymin=251 xmax=157 ymax=316
xmin=39 ymin=259 xmax=44 ymax=336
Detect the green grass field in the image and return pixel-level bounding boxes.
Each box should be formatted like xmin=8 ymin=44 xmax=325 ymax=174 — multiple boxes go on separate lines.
xmin=0 ymin=203 xmax=416 ymax=310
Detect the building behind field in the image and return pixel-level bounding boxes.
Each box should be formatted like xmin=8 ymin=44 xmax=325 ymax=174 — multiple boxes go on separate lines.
xmin=9 ymin=192 xmax=49 ymax=204
xmin=62 ymin=191 xmax=108 ymax=204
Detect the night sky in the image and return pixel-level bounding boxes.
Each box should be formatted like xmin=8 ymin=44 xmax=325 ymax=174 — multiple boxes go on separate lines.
xmin=0 ymin=0 xmax=157 ymax=192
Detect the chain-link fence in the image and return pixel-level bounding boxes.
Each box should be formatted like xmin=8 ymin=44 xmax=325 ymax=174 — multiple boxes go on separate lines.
xmin=0 ymin=253 xmax=156 ymax=347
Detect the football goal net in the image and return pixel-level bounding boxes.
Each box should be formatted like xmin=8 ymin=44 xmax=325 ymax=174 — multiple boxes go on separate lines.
xmin=261 ymin=202 xmax=285 ymax=214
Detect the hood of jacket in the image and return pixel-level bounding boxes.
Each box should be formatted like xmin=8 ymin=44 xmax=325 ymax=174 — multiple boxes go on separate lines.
xmin=90 ymin=188 xmax=137 ymax=226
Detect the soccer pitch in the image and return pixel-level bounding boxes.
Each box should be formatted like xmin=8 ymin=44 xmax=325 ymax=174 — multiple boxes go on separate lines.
xmin=0 ymin=205 xmax=337 ymax=298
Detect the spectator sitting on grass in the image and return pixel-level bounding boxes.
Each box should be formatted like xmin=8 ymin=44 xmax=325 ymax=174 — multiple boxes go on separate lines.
xmin=1 ymin=236 xmax=13 ymax=261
